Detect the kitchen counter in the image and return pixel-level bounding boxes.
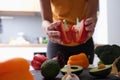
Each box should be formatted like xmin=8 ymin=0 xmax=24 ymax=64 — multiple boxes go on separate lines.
xmin=0 ymin=44 xmax=47 ymax=47
xmin=0 ymin=43 xmax=103 ymax=67
xmin=0 ymin=44 xmax=47 ymax=61
xmin=0 ymin=43 xmax=104 ymax=47
xmin=0 ymin=43 xmax=102 ymax=66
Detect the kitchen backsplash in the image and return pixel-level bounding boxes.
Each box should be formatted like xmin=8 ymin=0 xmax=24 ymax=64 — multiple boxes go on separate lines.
xmin=0 ymin=14 xmax=47 ymax=43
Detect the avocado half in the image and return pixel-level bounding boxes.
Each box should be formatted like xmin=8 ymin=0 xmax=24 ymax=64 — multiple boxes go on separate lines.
xmin=61 ymin=65 xmax=83 ymax=75
xmin=89 ymin=65 xmax=112 ymax=78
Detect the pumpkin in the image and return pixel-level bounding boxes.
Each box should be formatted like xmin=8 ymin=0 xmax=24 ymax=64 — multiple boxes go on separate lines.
xmin=67 ymin=53 xmax=89 ymax=68
xmin=0 ymin=57 xmax=34 ymax=80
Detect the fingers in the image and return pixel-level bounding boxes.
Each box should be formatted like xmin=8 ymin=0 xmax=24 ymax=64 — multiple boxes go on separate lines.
xmin=85 ymin=20 xmax=95 ymax=39
xmin=47 ymin=31 xmax=63 ymax=44
xmin=85 ymin=17 xmax=96 ymax=34
xmin=84 ymin=17 xmax=93 ymax=26
xmin=44 ymin=21 xmax=63 ymax=44
xmin=47 ymin=31 xmax=60 ymax=37
xmin=85 ymin=17 xmax=97 ymax=26
xmin=47 ymin=21 xmax=61 ymax=31
xmin=85 ymin=22 xmax=95 ymax=31
xmin=83 ymin=17 xmax=96 ymax=43
xmin=86 ymin=23 xmax=95 ymax=42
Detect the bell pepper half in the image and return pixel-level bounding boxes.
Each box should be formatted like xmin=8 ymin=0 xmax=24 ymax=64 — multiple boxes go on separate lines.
xmin=57 ymin=19 xmax=88 ymax=45
xmin=72 ymin=19 xmax=88 ymax=44
xmin=57 ymin=20 xmax=72 ymax=44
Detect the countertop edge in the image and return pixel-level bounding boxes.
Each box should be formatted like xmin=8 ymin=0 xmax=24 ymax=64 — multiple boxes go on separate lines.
xmin=0 ymin=43 xmax=105 ymax=47
xmin=0 ymin=44 xmax=47 ymax=47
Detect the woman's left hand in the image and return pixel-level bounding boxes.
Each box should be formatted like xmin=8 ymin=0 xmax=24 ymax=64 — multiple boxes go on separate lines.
xmin=84 ymin=17 xmax=97 ymax=42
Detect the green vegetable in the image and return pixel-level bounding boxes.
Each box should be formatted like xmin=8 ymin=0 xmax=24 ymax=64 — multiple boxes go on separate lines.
xmin=41 ymin=60 xmax=60 ymax=79
xmin=94 ymin=44 xmax=120 ymax=71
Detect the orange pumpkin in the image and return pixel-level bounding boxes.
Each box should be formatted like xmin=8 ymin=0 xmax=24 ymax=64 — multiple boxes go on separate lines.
xmin=67 ymin=53 xmax=89 ymax=68
xmin=0 ymin=57 xmax=34 ymax=80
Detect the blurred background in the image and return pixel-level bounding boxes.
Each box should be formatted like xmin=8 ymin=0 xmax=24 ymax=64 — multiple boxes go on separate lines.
xmin=0 ymin=0 xmax=120 ymax=67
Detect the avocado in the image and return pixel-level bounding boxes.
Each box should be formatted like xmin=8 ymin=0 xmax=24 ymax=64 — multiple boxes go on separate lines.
xmin=61 ymin=65 xmax=83 ymax=75
xmin=89 ymin=65 xmax=112 ymax=78
xmin=41 ymin=59 xmax=60 ymax=79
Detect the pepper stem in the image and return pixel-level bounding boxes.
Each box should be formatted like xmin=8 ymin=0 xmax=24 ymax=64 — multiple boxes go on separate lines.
xmin=63 ymin=19 xmax=67 ymax=25
xmin=63 ymin=20 xmax=69 ymax=31
xmin=76 ymin=18 xmax=80 ymax=25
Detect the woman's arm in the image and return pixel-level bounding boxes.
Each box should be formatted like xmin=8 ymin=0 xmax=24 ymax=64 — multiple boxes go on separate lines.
xmin=87 ymin=0 xmax=99 ymax=19
xmin=39 ymin=0 xmax=62 ymax=44
xmin=84 ymin=0 xmax=99 ymax=42
xmin=40 ymin=0 xmax=52 ymax=22
xmin=40 ymin=0 xmax=53 ymax=32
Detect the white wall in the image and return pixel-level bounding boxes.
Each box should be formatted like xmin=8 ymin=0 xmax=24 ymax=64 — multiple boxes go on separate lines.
xmin=0 ymin=14 xmax=47 ymax=43
xmin=107 ymin=0 xmax=120 ymax=45
xmin=93 ymin=0 xmax=120 ymax=45
xmin=93 ymin=0 xmax=108 ymax=44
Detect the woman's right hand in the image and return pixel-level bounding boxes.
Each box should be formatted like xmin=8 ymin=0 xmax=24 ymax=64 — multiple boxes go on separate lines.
xmin=42 ymin=21 xmax=63 ymax=44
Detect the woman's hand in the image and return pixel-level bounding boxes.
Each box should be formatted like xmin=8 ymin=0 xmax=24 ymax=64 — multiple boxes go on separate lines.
xmin=42 ymin=21 xmax=63 ymax=44
xmin=84 ymin=17 xmax=97 ymax=42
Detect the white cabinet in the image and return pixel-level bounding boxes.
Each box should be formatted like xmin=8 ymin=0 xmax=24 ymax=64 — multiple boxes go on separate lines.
xmin=0 ymin=0 xmax=40 ymax=15
xmin=0 ymin=46 xmax=47 ymax=61
xmin=0 ymin=0 xmax=40 ymax=12
xmin=34 ymin=0 xmax=41 ymax=12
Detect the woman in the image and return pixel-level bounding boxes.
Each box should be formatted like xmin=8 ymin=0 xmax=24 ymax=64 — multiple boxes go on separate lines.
xmin=40 ymin=0 xmax=98 ymax=64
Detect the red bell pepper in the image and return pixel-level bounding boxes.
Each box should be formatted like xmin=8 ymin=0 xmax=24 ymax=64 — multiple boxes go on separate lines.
xmin=31 ymin=54 xmax=48 ymax=70
xmin=31 ymin=60 xmax=42 ymax=70
xmin=33 ymin=54 xmax=48 ymax=63
xmin=71 ymin=25 xmax=77 ymax=42
xmin=57 ymin=20 xmax=72 ymax=44
xmin=57 ymin=19 xmax=88 ymax=45
xmin=72 ymin=19 xmax=88 ymax=44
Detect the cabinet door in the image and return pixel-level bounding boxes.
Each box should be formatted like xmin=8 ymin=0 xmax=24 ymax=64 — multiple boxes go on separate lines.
xmin=0 ymin=0 xmax=40 ymax=12
xmin=34 ymin=0 xmax=40 ymax=12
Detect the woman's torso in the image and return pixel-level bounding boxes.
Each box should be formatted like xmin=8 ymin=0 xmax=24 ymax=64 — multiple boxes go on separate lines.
xmin=50 ymin=0 xmax=97 ymax=46
xmin=50 ymin=0 xmax=89 ymax=25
